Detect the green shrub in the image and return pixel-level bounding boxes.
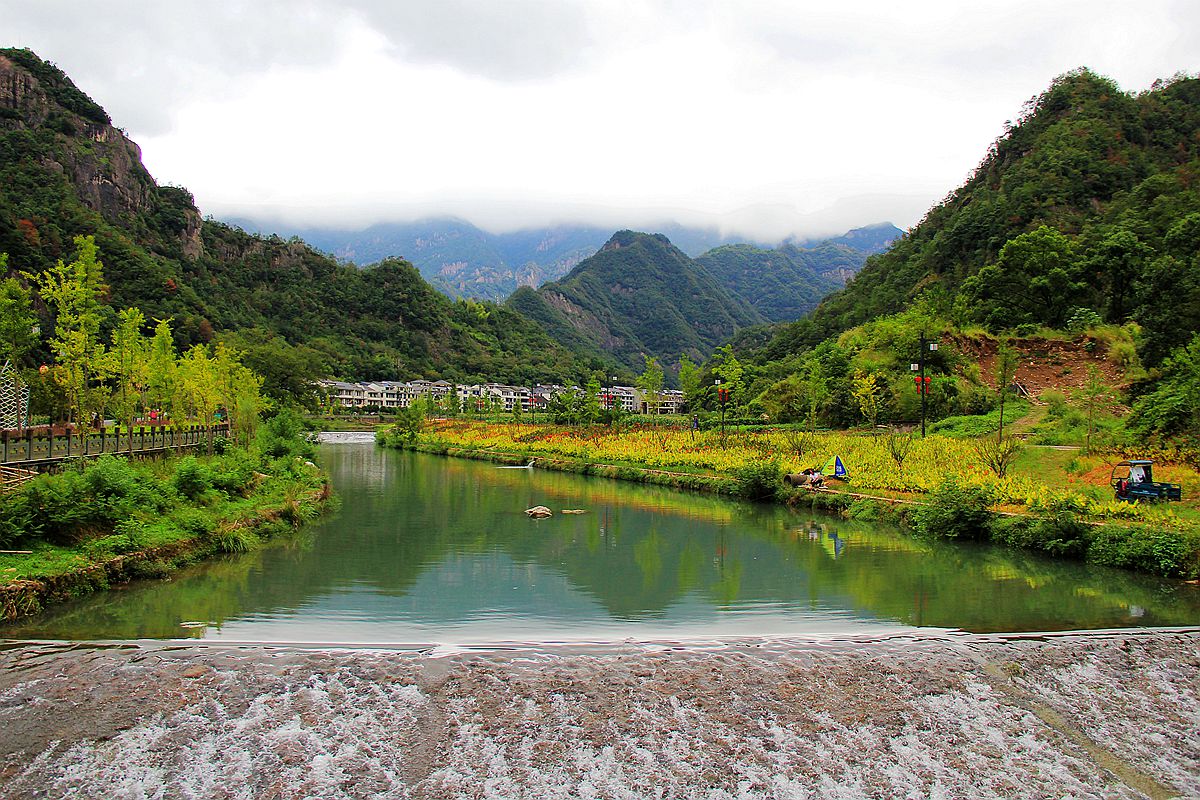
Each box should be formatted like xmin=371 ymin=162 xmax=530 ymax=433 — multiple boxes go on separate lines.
xmin=912 ymin=479 xmax=992 ymax=540
xmin=18 ymin=457 xmax=163 ymax=544
xmin=1088 ymin=525 xmax=1196 ymax=578
xmin=732 ymin=458 xmax=783 ymax=501
xmin=213 ymin=526 xmax=259 ymax=554
xmin=996 ymin=506 xmax=1092 ymax=558
xmin=172 ymin=508 xmax=215 ymax=536
xmin=173 ymin=457 xmax=212 ymax=501
xmin=208 ymin=451 xmax=257 ymax=496
xmin=255 ymin=408 xmax=315 ymax=460
xmin=1041 ymin=390 xmax=1068 ymax=417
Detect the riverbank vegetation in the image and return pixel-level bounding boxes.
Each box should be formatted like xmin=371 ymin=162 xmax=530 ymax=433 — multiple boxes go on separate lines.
xmin=379 ymin=419 xmax=1200 ymax=578
xmin=0 ymin=234 xmax=334 ymax=619
xmin=0 ymin=410 xmax=329 ymax=619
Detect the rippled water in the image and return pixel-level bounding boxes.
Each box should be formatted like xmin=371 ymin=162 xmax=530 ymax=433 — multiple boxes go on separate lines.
xmin=3 ymin=439 xmax=1198 ymax=643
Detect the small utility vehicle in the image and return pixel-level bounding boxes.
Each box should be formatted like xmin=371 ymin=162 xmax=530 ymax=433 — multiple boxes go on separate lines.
xmin=1111 ymin=459 xmax=1182 ymax=502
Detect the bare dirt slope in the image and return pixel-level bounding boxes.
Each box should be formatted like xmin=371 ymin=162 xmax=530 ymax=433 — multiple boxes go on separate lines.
xmin=953 ymin=335 xmax=1126 ymax=399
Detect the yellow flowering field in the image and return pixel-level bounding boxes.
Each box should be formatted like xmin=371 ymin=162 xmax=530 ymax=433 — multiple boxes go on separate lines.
xmin=402 ymin=420 xmax=1189 ymax=525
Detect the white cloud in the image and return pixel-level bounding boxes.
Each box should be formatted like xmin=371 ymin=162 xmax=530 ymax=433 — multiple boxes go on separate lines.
xmin=2 ymin=0 xmax=1197 ymax=239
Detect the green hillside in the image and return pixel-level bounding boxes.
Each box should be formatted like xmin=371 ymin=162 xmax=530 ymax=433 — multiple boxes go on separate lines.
xmin=772 ymin=69 xmax=1200 ymax=367
xmin=508 ymin=230 xmax=766 ymax=371
xmin=695 ymin=244 xmax=843 ymax=322
xmin=0 ymin=48 xmax=606 ymax=395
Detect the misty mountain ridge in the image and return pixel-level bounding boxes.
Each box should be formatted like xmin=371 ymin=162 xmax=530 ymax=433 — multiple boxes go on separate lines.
xmin=228 ymin=216 xmax=902 ymax=303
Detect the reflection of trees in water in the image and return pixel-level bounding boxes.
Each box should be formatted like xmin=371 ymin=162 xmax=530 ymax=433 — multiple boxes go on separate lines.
xmin=9 ymin=447 xmax=1200 ymax=639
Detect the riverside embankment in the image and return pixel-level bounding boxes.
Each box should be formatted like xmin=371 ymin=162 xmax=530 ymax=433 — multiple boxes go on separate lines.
xmin=378 ymin=421 xmax=1200 ymax=579
xmin=1 ymin=629 xmax=1197 ymax=798
xmin=0 ymin=419 xmax=332 ymax=620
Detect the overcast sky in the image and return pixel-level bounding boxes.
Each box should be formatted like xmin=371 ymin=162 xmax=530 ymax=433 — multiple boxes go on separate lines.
xmin=4 ymin=1 xmax=1198 ymax=240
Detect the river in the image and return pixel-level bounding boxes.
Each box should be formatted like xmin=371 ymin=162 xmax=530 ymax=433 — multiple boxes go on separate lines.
xmin=2 ymin=436 xmax=1198 ymax=644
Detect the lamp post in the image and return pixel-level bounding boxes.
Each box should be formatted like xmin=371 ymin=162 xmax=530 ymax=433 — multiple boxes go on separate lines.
xmin=715 ymin=378 xmax=728 ymax=440
xmin=911 ymin=333 xmax=938 ymax=437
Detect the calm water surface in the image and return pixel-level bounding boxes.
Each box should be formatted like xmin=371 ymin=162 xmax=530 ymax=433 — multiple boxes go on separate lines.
xmin=4 ymin=438 xmax=1199 ymax=643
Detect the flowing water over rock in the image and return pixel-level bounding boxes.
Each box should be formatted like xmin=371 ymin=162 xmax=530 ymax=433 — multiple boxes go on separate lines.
xmin=0 ymin=631 xmax=1197 ymax=798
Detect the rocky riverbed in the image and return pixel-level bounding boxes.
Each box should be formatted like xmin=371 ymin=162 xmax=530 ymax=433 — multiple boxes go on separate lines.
xmin=0 ymin=630 xmax=1197 ymax=799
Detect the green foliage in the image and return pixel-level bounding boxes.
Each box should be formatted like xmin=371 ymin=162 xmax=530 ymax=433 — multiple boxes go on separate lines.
xmin=1130 ymin=333 xmax=1200 ymax=439
xmin=172 ymin=456 xmax=211 ymax=501
xmin=213 ymin=526 xmax=260 ymax=554
xmin=912 ymin=479 xmax=992 ymax=540
xmin=990 ymin=510 xmax=1091 ymax=558
xmin=694 ymin=243 xmax=844 ymax=322
xmin=964 ymin=226 xmax=1085 ymax=329
xmin=1066 ymin=307 xmax=1103 ymax=333
xmin=1088 ymin=525 xmax=1196 ymax=578
xmin=752 ymin=70 xmax=1200 ymax=376
xmin=928 ymin=399 xmax=1028 ymax=438
xmin=255 ymin=407 xmax=314 ymax=460
xmin=15 ymin=455 xmax=161 ymax=544
xmin=731 ymin=458 xmax=783 ymax=501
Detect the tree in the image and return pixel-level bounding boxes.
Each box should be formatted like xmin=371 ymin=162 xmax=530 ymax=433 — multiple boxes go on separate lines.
xmin=800 ymin=359 xmax=831 ymax=432
xmin=1130 ymin=333 xmax=1200 ymax=444
xmin=145 ymin=318 xmax=179 ymax=422
xmin=974 ymin=435 xmax=1022 ymax=478
xmin=850 ymin=371 xmax=883 ymax=433
xmin=886 ymin=428 xmax=915 ymax=472
xmin=994 ymin=341 xmax=1019 ymax=442
xmin=28 ymin=236 xmax=108 ymax=430
xmin=1088 ymin=229 xmax=1150 ymax=322
xmin=1073 ymin=364 xmax=1116 ymax=453
xmin=712 ymin=345 xmax=745 ymax=410
xmin=581 ymin=377 xmax=602 ymax=424
xmin=677 ymin=354 xmax=701 ymax=411
xmin=963 ymin=226 xmax=1085 ymax=329
xmin=637 ymin=355 xmax=664 ymax=415
xmin=756 ymin=374 xmax=806 ymax=422
xmin=213 ymin=343 xmax=265 ymax=447
xmin=445 ymin=382 xmax=461 ymax=417
xmin=179 ymin=345 xmax=221 ymax=451
xmin=109 ymin=307 xmax=149 ymax=451
xmin=0 ymin=263 xmax=37 ymax=430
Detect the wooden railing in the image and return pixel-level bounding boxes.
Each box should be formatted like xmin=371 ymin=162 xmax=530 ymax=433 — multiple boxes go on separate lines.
xmin=0 ymin=423 xmax=232 ymax=468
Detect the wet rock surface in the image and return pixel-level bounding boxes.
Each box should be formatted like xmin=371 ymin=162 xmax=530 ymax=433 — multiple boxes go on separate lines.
xmin=0 ymin=631 xmax=1195 ymax=799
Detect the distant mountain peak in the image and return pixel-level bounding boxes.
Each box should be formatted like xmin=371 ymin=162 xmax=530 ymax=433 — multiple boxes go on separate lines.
xmin=601 ymin=230 xmax=672 ymax=252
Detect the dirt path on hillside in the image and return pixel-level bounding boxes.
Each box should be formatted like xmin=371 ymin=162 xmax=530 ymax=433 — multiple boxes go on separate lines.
xmin=1 ymin=631 xmax=1197 ymax=799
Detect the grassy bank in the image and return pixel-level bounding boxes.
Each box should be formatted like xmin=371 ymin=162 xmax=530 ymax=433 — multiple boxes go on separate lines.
xmin=0 ymin=414 xmax=333 ymax=620
xmin=379 ymin=420 xmax=1200 ymax=579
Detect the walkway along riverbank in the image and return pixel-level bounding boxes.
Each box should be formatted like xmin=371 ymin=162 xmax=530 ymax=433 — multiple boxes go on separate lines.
xmin=0 ymin=436 xmax=334 ymax=621
xmin=379 ymin=427 xmax=1200 ymax=580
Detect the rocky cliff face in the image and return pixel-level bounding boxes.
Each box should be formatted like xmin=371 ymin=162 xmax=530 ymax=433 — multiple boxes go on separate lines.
xmin=0 ymin=51 xmax=203 ymax=259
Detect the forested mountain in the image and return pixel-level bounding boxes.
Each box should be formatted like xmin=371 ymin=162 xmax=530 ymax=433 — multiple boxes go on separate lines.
xmin=507 ymin=231 xmax=765 ymax=371
xmin=239 ymin=215 xmax=899 ymax=304
xmin=237 ymin=218 xmax=771 ymax=302
xmin=695 ymin=223 xmax=900 ymax=322
xmin=0 ymin=49 xmax=615 ymax=392
xmin=763 ymin=69 xmax=1200 ymax=367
